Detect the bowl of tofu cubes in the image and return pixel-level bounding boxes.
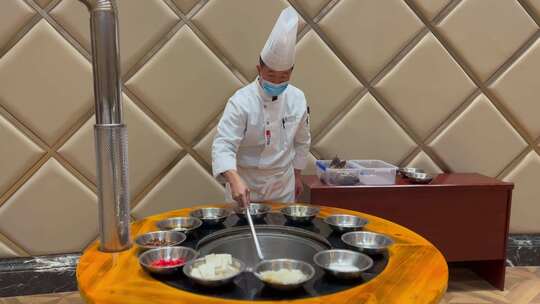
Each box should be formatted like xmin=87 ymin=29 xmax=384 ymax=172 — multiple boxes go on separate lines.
xmin=183 ymin=253 xmax=245 ymax=287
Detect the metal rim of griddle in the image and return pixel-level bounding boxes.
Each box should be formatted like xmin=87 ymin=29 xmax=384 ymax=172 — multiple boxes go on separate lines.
xmin=196 ymin=224 xmax=331 ymax=250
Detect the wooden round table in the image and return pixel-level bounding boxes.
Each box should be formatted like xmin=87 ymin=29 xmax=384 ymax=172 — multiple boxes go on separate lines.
xmin=77 ymin=203 xmax=448 ymax=303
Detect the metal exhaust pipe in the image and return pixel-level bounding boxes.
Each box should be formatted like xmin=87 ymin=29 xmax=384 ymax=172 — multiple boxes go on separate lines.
xmin=78 ymin=0 xmax=130 ymax=252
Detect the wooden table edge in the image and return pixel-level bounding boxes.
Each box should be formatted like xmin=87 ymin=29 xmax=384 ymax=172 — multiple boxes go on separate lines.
xmin=77 ymin=203 xmax=448 ymax=304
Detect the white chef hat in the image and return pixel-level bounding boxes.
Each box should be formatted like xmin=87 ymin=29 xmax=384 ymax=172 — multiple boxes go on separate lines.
xmin=260 ymin=7 xmax=299 ymax=71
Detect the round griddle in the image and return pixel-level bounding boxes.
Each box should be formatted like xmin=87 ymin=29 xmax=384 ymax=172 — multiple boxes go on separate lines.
xmin=151 ymin=212 xmax=389 ymax=301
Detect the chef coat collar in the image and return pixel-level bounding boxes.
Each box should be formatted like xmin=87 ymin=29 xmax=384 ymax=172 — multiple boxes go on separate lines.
xmin=256 ymin=76 xmax=281 ymax=103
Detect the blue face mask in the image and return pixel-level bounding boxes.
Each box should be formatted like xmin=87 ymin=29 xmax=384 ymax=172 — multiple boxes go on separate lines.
xmin=260 ymin=78 xmax=289 ymax=97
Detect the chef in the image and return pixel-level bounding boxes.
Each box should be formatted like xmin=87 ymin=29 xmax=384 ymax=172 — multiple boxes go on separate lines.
xmin=212 ymin=7 xmax=310 ymax=207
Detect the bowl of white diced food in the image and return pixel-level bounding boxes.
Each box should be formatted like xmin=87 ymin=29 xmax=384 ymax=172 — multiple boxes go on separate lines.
xmin=183 ymin=253 xmax=245 ymax=287
xmin=254 ymin=259 xmax=315 ymax=290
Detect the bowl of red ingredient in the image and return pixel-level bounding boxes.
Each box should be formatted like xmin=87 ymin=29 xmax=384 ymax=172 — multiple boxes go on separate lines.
xmin=139 ymin=246 xmax=198 ymax=275
xmin=135 ymin=231 xmax=186 ymax=252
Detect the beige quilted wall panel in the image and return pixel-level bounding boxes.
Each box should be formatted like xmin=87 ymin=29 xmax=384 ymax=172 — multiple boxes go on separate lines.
xmin=375 ymin=33 xmax=476 ymax=139
xmin=58 ymin=94 xmax=182 ymax=200
xmin=51 ymin=0 xmax=179 ymax=74
xmin=291 ymin=30 xmax=362 ymax=133
xmin=294 ymin=0 xmax=331 ymax=18
xmin=0 ymin=1 xmax=34 ymax=51
xmin=126 ymin=26 xmax=243 ymax=143
xmin=0 ymin=241 xmax=19 ymax=259
xmin=0 ymin=19 xmax=93 ymax=145
xmin=430 ymin=94 xmax=527 ymax=176
xmin=34 ymin=0 xmax=53 ymax=8
xmin=193 ymin=126 xmax=217 ymax=166
xmin=319 ymin=0 xmax=423 ymax=80
xmin=131 ymin=155 xmax=225 ymax=219
xmin=0 ymin=0 xmax=539 ymax=256
xmin=192 ymin=0 xmax=291 ymax=80
xmin=314 ymin=93 xmax=416 ymax=164
xmin=490 ymin=39 xmax=540 ymax=139
xmin=528 ymin=0 xmax=540 ymax=16
xmin=172 ymin=0 xmax=199 ymax=14
xmin=49 ymin=0 xmax=91 ymax=51
xmin=0 ymin=159 xmax=98 ymax=255
xmin=504 ymin=151 xmax=540 ymax=233
xmin=0 ymin=114 xmax=44 ymax=196
xmin=437 ymin=0 xmax=537 ymax=81
xmin=411 ymin=0 xmax=451 ymax=20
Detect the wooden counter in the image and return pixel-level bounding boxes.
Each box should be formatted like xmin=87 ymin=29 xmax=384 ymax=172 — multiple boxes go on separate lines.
xmin=77 ymin=203 xmax=448 ymax=303
xmin=303 ymin=173 xmax=513 ymax=290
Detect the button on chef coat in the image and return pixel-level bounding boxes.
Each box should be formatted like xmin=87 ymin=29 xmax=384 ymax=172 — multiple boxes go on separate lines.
xmin=212 ymin=78 xmax=311 ymax=202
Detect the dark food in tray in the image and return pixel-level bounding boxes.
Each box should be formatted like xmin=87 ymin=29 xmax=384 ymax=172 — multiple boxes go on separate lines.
xmin=334 ymin=172 xmax=360 ymax=186
xmin=328 ymin=156 xmax=360 ymax=185
xmin=329 ymin=156 xmax=347 ymax=169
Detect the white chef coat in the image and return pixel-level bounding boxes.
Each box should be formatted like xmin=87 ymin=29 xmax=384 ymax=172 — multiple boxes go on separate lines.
xmin=212 ymin=78 xmax=311 ymax=203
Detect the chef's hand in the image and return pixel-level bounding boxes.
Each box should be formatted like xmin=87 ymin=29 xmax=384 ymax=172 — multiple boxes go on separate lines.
xmin=294 ymin=169 xmax=303 ymax=201
xmin=224 ymin=170 xmax=250 ymax=207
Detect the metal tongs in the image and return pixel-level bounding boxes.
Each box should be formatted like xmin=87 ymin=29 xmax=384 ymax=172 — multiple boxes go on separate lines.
xmin=245 ymin=202 xmax=264 ymax=261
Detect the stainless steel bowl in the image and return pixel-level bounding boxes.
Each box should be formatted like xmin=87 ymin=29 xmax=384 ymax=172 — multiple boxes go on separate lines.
xmin=190 ymin=207 xmax=230 ymax=225
xmin=155 ymin=217 xmax=202 ymax=234
xmin=313 ymin=249 xmax=373 ymax=279
xmin=138 ymin=246 xmax=198 ymax=275
xmin=324 ymin=214 xmax=368 ymax=233
xmin=280 ymin=205 xmax=319 ymax=224
xmin=341 ymin=231 xmax=394 ymax=254
xmin=234 ymin=203 xmax=272 ymax=220
xmin=254 ymin=259 xmax=315 ymax=290
xmin=134 ymin=231 xmax=186 ymax=251
xmin=399 ymin=167 xmax=424 ymax=177
xmin=183 ymin=256 xmax=245 ymax=287
xmin=408 ymin=172 xmax=433 ymax=184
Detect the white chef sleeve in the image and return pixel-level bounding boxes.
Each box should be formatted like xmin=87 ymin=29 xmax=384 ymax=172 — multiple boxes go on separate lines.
xmin=212 ymin=99 xmax=246 ymax=179
xmin=292 ymin=106 xmax=311 ymax=170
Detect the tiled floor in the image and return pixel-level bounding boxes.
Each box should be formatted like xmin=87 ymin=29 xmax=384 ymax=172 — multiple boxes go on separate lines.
xmin=0 ymin=292 xmax=83 ymax=304
xmin=441 ymin=267 xmax=540 ymax=304
xmin=1 ymin=267 xmax=539 ymax=303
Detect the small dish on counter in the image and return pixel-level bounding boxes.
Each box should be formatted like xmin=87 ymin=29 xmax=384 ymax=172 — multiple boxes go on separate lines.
xmin=134 ymin=231 xmax=186 ymax=251
xmin=234 ymin=203 xmax=272 ymax=221
xmin=190 ymin=207 xmax=230 ymax=226
xmin=407 ymin=172 xmax=434 ymax=184
xmin=156 ymin=217 xmax=202 ymax=234
xmin=398 ymin=167 xmax=424 ymax=177
xmin=341 ymin=231 xmax=394 ymax=255
xmin=254 ymin=258 xmax=315 ymax=290
xmin=280 ymin=205 xmax=319 ymax=224
xmin=313 ymin=249 xmax=373 ymax=279
xmin=324 ymin=214 xmax=368 ymax=233
xmin=139 ymin=246 xmax=198 ymax=275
